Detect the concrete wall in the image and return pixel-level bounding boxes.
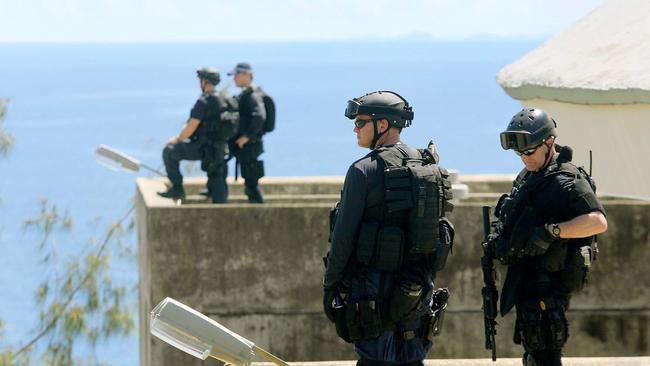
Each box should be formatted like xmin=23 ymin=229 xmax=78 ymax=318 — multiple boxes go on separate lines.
xmin=137 ymin=177 xmax=650 ymax=366
xmin=519 ymin=99 xmax=650 ymax=201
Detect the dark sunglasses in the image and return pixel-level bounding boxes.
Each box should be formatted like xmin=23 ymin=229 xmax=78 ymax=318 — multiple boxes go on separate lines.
xmin=515 ymin=143 xmax=544 ymax=156
xmin=354 ymin=119 xmax=375 ymax=129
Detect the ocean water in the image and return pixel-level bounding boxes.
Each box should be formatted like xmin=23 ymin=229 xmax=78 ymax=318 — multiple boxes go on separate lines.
xmin=0 ymin=41 xmax=539 ymax=364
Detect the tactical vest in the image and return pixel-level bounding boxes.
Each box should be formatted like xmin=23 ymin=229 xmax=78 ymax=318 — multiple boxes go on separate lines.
xmin=354 ymin=145 xmax=455 ymax=273
xmin=495 ymin=146 xmax=599 ymax=294
xmin=194 ymin=92 xmax=239 ymax=142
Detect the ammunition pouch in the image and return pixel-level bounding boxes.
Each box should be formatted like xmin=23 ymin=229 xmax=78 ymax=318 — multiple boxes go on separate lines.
xmin=355 ymin=223 xmax=405 ymax=271
xmin=356 ymin=217 xmax=453 ymax=272
xmin=240 ymin=160 xmax=265 ymax=181
xmin=516 ymin=306 xmax=568 ymax=351
xmin=497 ymin=205 xmax=539 ymax=265
xmin=559 ymin=243 xmax=594 ymax=294
xmin=379 ymin=146 xmax=455 ymax=270
xmin=376 ymin=227 xmax=404 ymax=271
xmin=345 ymin=300 xmax=383 ymax=342
xmin=538 ymin=241 xmax=567 ymax=272
xmin=384 ymin=278 xmax=422 ymax=329
xmin=431 ymin=218 xmax=455 ymax=271
xmin=495 ymin=236 xmax=518 ymax=265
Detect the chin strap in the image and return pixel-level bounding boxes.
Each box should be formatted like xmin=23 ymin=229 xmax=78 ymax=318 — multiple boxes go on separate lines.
xmin=540 ymin=139 xmax=556 ymax=170
xmin=370 ymin=120 xmax=390 ymax=149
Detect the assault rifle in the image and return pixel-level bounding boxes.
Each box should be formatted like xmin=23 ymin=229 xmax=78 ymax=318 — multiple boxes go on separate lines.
xmin=481 ymin=205 xmax=498 ymax=361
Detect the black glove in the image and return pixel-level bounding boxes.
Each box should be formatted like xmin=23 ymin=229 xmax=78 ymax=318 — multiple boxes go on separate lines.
xmin=323 ymin=286 xmax=338 ymax=323
xmin=524 ymin=225 xmax=556 ymax=256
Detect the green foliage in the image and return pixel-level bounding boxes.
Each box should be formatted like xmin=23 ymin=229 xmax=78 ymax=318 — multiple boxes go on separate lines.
xmin=8 ymin=201 xmax=135 ymax=365
xmin=0 ymin=100 xmax=134 ymax=365
xmin=0 ymin=322 xmax=30 ymax=366
xmin=0 ymin=99 xmax=13 ymax=156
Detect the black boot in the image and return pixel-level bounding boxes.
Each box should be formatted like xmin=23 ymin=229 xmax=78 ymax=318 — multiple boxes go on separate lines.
xmin=523 ymin=352 xmax=538 ymax=366
xmin=244 ymin=186 xmax=264 ymax=204
xmin=158 ymin=185 xmax=185 ymax=199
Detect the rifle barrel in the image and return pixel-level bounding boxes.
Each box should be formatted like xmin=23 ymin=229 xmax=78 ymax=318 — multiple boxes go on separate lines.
xmin=482 ymin=206 xmax=491 ymax=240
xmin=481 ymin=205 xmax=498 ymax=362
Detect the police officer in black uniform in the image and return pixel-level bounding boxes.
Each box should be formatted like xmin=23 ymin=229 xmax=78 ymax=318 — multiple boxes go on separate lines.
xmin=323 ymin=91 xmax=453 ymax=366
xmin=495 ymin=108 xmax=608 ymax=366
xmin=158 ymin=67 xmax=229 ymax=203
xmin=228 ymin=62 xmax=266 ymax=203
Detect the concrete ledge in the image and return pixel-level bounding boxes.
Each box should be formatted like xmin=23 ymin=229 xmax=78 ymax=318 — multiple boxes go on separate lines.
xmin=138 ymin=176 xmax=650 ymax=365
xmin=160 ymin=175 xmax=519 ymax=197
xmin=252 ymin=358 xmax=650 ymax=366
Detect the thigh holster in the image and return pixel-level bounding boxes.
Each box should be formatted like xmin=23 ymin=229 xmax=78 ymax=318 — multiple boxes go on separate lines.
xmin=345 ymin=300 xmax=383 ymax=342
xmin=516 ymin=306 xmax=568 ymax=352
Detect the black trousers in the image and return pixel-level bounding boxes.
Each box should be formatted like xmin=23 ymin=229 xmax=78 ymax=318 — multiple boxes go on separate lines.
xmin=162 ymin=141 xmax=203 ymax=187
xmin=202 ymin=141 xmax=228 ymax=203
xmin=524 ymin=349 xmax=562 ymax=366
xmin=515 ymin=297 xmax=568 ymax=366
xmin=233 ymin=140 xmax=264 ymax=203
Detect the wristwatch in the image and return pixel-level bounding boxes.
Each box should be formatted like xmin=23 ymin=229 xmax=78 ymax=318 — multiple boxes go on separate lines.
xmin=550 ymin=223 xmax=561 ymax=238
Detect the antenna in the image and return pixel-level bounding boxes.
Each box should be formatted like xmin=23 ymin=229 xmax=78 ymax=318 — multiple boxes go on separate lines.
xmin=589 ymin=150 xmax=593 ymax=176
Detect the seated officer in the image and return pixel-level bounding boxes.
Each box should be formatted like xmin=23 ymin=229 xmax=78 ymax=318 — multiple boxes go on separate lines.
xmin=158 ymin=67 xmax=227 ymax=201
xmin=496 ymin=108 xmax=608 ymax=366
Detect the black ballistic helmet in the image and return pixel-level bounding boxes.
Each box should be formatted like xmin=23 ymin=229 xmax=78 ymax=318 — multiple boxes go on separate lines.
xmin=345 ymin=90 xmax=414 ymax=128
xmin=500 ymin=108 xmax=557 ymax=151
xmin=196 ymin=67 xmax=220 ymax=85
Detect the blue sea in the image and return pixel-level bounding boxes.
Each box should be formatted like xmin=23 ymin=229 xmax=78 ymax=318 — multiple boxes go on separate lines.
xmin=0 ymin=41 xmax=539 ymax=364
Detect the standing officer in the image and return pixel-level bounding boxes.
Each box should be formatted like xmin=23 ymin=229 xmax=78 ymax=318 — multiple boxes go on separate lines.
xmin=228 ymin=62 xmax=266 ymax=203
xmin=323 ymin=91 xmax=454 ymax=366
xmin=158 ymin=67 xmax=232 ymax=203
xmin=494 ymin=108 xmax=608 ymax=366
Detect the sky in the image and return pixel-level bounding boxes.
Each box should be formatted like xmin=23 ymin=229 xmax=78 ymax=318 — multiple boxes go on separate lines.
xmin=0 ymin=0 xmax=607 ymax=43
